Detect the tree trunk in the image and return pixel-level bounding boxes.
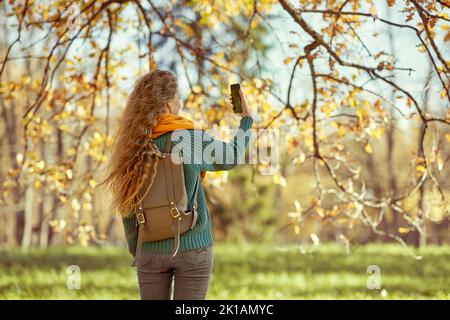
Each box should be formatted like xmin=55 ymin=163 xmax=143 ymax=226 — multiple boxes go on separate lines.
xmin=411 ymin=62 xmax=432 ymax=247
xmin=386 ymin=7 xmax=399 ymax=237
xmin=21 ymin=181 xmax=34 ymax=249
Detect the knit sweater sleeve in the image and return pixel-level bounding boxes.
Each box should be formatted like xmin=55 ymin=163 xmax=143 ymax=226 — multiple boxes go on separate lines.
xmin=121 ymin=213 xmax=138 ymax=256
xmin=198 ymin=115 xmax=253 ymax=171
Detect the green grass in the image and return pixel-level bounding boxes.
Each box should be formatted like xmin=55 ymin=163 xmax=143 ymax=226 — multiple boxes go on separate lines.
xmin=1 ymin=242 xmax=449 ymax=299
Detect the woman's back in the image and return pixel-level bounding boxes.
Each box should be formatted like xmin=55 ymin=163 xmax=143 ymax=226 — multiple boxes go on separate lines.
xmin=123 ymin=115 xmax=253 ymax=255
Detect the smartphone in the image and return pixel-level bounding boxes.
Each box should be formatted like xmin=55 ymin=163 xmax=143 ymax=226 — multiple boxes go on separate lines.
xmin=230 ymin=83 xmax=242 ymax=113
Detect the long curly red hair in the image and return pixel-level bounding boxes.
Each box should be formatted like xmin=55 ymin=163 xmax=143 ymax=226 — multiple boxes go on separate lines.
xmin=102 ymin=70 xmax=178 ymax=216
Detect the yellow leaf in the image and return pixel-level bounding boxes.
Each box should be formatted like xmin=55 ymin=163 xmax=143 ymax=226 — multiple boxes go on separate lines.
xmin=67 ymin=147 xmax=76 ymax=156
xmin=321 ymin=102 xmax=337 ymax=118
xmin=192 ymin=85 xmax=202 ymax=93
xmin=65 ymin=169 xmax=73 ymax=180
xmin=16 ymin=153 xmax=24 ymax=164
xmin=294 ymin=200 xmax=301 ymax=212
xmin=34 ymin=180 xmax=42 ymax=190
xmin=416 ymin=165 xmax=426 ymax=175
xmin=364 ymin=142 xmax=373 ymax=154
xmin=21 ymin=75 xmax=31 ymax=84
xmin=294 ymin=224 xmax=300 ymax=235
xmin=446 ymin=134 xmax=450 ymax=142
xmin=89 ymin=179 xmax=97 ymax=188
xmin=292 ymin=152 xmax=306 ymax=164
xmin=288 ymin=211 xmax=301 ymax=218
xmin=3 ymin=190 xmax=10 ymax=199
xmin=398 ymin=227 xmax=411 ymax=234
xmin=92 ymin=132 xmax=103 ymax=144
xmin=58 ymin=124 xmax=72 ymax=132
xmin=437 ymin=155 xmax=443 ymax=171
xmin=368 ymin=126 xmax=384 ymax=139
xmin=273 ymin=173 xmax=287 ymax=187
xmin=357 ymin=107 xmax=369 ymax=120
xmin=83 ymin=202 xmax=93 ymax=211
xmin=36 ymin=160 xmax=45 ymax=171
xmin=283 ymin=57 xmax=294 ymax=65
xmin=71 ymin=199 xmax=81 ymax=211
xmin=316 ymin=207 xmax=325 ymax=217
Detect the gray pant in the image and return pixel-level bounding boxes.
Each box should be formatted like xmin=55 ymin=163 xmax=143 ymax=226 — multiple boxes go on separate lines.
xmin=136 ymin=246 xmax=213 ymax=300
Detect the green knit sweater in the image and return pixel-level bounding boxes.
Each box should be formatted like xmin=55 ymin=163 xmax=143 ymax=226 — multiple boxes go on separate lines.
xmin=122 ymin=116 xmax=253 ymax=256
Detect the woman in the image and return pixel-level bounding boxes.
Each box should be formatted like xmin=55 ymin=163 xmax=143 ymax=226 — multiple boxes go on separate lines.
xmin=104 ymin=70 xmax=253 ymax=300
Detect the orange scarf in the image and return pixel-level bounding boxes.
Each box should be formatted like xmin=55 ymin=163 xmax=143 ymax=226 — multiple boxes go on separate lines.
xmin=151 ymin=114 xmax=197 ymax=138
xmin=151 ymin=114 xmax=206 ymax=180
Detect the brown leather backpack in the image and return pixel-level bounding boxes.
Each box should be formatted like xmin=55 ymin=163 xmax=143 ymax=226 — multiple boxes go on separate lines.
xmin=131 ymin=132 xmax=200 ymax=266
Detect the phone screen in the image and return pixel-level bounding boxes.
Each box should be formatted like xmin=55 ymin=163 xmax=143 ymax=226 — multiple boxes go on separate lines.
xmin=230 ymin=83 xmax=242 ymax=113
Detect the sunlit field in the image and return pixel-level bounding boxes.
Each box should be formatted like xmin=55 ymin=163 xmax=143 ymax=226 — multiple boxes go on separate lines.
xmin=1 ymin=242 xmax=449 ymax=299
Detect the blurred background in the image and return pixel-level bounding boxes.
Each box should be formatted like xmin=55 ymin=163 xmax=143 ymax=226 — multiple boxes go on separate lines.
xmin=0 ymin=0 xmax=449 ymax=299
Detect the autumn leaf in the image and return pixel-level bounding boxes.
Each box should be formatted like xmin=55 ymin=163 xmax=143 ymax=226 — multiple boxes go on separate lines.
xmin=34 ymin=180 xmax=42 ymax=190
xmin=368 ymin=126 xmax=385 ymax=139
xmin=58 ymin=124 xmax=72 ymax=132
xmin=316 ymin=207 xmax=325 ymax=217
xmin=436 ymin=151 xmax=443 ymax=171
xmin=364 ymin=142 xmax=373 ymax=154
xmin=283 ymin=57 xmax=294 ymax=65
xmin=65 ymin=169 xmax=73 ymax=180
xmin=16 ymin=153 xmax=24 ymax=164
xmin=416 ymin=165 xmax=426 ymax=176
xmin=407 ymin=97 xmax=413 ymax=108
xmin=443 ymin=31 xmax=450 ymax=42
xmin=89 ymin=179 xmax=97 ymax=188
xmin=273 ymin=173 xmax=287 ymax=187
xmin=294 ymin=200 xmax=301 ymax=212
xmin=71 ymin=199 xmax=81 ymax=212
xmin=398 ymin=227 xmax=411 ymax=234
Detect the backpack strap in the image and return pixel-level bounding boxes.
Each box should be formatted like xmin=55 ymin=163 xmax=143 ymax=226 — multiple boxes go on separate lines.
xmin=164 ymin=132 xmax=173 ymax=153
xmin=169 ymin=172 xmax=202 ymax=258
xmin=191 ymin=174 xmax=200 ymax=211
xmin=163 ymin=156 xmax=183 ymax=257
xmin=187 ymin=174 xmax=200 ymax=230
xmin=131 ymin=215 xmax=144 ymax=267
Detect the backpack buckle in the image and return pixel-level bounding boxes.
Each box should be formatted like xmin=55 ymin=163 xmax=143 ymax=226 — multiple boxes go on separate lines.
xmin=136 ymin=208 xmax=146 ymax=224
xmin=136 ymin=213 xmax=146 ymax=224
xmin=170 ymin=207 xmax=181 ymax=219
